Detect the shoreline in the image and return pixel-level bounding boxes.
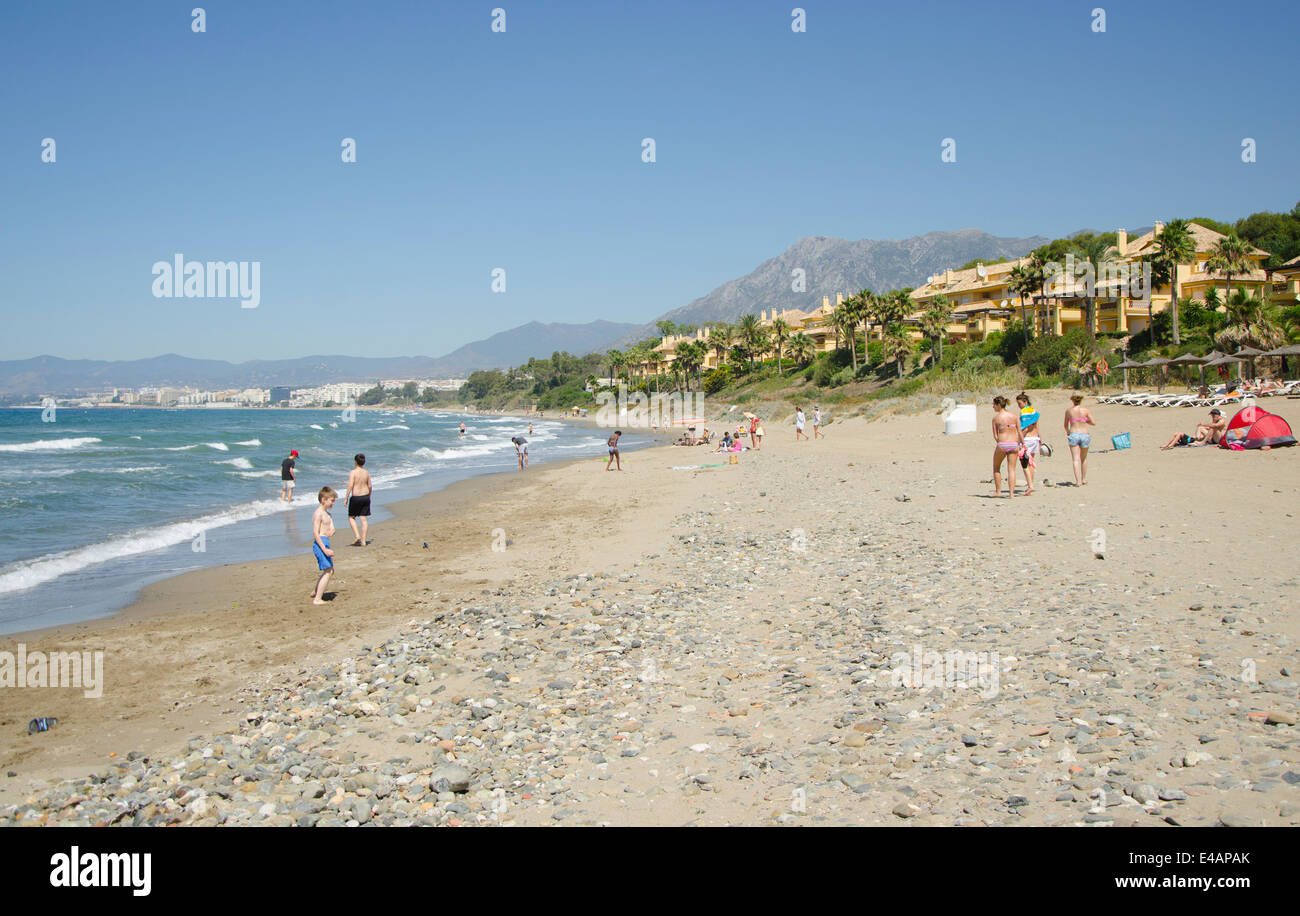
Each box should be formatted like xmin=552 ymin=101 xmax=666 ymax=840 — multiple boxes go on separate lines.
xmin=0 ymin=408 xmax=643 ymax=634
xmin=0 ymin=424 xmax=674 ymax=803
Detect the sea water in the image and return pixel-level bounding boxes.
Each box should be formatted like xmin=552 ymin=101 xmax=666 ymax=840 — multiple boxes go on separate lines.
xmin=0 ymin=408 xmax=644 ymax=633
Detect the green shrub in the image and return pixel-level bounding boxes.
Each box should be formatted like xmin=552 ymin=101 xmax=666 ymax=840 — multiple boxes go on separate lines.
xmin=867 ymin=342 xmax=883 ymax=365
xmin=831 ymin=367 xmax=856 ymax=387
xmin=1025 ymin=374 xmax=1057 ymax=389
xmin=703 ymin=366 xmax=732 ymax=395
xmin=1019 ymin=327 xmax=1091 ymax=377
xmin=996 ymin=323 xmax=1029 ymax=364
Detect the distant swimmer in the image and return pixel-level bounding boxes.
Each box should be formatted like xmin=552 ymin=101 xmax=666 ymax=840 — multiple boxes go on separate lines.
xmin=529 ymin=422 xmax=534 ymax=435
xmin=346 ymin=453 xmax=372 ymax=546
xmin=311 ymin=487 xmax=337 ymax=605
xmin=459 ymin=422 xmax=466 ymax=437
xmin=280 ymin=449 xmax=299 ymax=502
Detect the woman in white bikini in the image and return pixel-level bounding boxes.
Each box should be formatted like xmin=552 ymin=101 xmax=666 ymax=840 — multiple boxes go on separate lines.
xmin=991 ymin=396 xmax=1024 ymax=498
xmin=1064 ymin=394 xmax=1096 ymax=486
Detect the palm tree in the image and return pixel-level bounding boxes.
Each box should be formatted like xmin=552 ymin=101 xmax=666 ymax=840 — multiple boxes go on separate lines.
xmin=770 ymin=317 xmax=791 ymax=375
xmin=1206 ymin=233 xmax=1253 ymax=306
xmin=675 ymin=340 xmax=704 ymax=390
xmin=1007 ymin=255 xmax=1045 ymax=338
xmin=788 ymin=332 xmax=815 ymax=367
xmin=920 ymin=296 xmax=950 ymax=363
xmin=1149 ymin=219 xmax=1196 ymax=345
xmin=1073 ymin=236 xmax=1116 ymax=337
xmin=881 ymin=324 xmax=912 ymax=378
xmin=1070 ymin=341 xmax=1098 ymax=388
xmin=832 ymin=301 xmax=858 ymax=371
xmin=853 ymin=290 xmax=875 ymax=365
xmin=751 ymin=327 xmax=772 ymax=369
xmin=875 ymin=290 xmax=909 ymax=328
xmin=708 ymin=323 xmax=733 ymax=368
xmin=1216 ymin=288 xmax=1285 ymax=351
xmin=606 ymin=349 xmax=624 ymax=384
xmin=737 ymin=314 xmax=763 ymax=370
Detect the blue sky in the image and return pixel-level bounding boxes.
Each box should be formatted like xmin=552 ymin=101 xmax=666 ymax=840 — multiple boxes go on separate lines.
xmin=1 ymin=0 xmax=1296 ymax=362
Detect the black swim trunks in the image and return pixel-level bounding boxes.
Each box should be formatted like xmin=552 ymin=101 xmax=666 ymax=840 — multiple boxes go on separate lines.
xmin=348 ymin=494 xmax=371 ymax=517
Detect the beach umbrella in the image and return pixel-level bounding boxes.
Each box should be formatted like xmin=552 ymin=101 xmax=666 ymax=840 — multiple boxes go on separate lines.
xmin=1234 ymin=346 xmax=1266 ymax=381
xmin=1262 ymin=343 xmax=1300 ymax=377
xmin=1142 ymin=356 xmax=1171 ymax=393
xmin=1169 ymin=352 xmax=1208 ymax=389
xmin=1113 ymin=356 xmax=1143 ymax=392
xmin=1204 ymin=353 xmax=1244 ymax=387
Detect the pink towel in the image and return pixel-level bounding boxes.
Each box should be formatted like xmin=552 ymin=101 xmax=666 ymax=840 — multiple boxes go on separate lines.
xmin=1019 ymin=444 xmax=1037 ymax=469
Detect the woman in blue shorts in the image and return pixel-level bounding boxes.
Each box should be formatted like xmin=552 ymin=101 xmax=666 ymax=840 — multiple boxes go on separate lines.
xmin=1064 ymin=394 xmax=1096 ymax=486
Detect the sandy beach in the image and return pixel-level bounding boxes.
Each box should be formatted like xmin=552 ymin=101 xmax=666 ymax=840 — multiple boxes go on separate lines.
xmin=2 ymin=392 xmax=1297 ymax=826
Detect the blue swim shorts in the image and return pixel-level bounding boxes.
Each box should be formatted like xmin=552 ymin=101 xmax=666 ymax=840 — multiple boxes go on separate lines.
xmin=1067 ymin=433 xmax=1091 ymax=449
xmin=313 ymin=536 xmax=333 ymax=571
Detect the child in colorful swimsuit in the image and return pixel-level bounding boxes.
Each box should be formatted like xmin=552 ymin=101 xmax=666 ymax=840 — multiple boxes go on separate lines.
xmin=1016 ymin=392 xmax=1041 ymax=495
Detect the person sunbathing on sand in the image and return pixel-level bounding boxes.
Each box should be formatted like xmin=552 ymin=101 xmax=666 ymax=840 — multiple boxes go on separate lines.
xmin=1161 ymin=408 xmax=1227 ymax=449
xmin=991 ymin=396 xmax=1023 ymax=498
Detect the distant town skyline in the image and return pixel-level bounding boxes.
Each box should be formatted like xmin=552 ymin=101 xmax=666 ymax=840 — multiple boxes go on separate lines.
xmin=3 ymin=0 xmax=1296 ymax=363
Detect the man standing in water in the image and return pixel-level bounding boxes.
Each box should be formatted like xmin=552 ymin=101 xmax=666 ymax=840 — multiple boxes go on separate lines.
xmin=280 ymin=449 xmax=298 ymax=502
xmin=345 ymin=453 xmax=372 ymax=546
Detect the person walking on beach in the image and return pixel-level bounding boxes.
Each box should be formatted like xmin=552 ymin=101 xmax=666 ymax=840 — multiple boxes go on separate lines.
xmin=345 ymin=453 xmax=372 ymax=546
xmin=280 ymin=449 xmax=299 ymax=502
xmin=512 ymin=435 xmax=529 ymax=470
xmin=606 ymin=430 xmax=622 ymax=470
xmin=1015 ymin=392 xmax=1040 ymax=495
xmin=991 ymin=396 xmax=1023 ymax=498
xmin=813 ymin=405 xmax=824 ymax=439
xmin=750 ymin=414 xmax=763 ymax=450
xmin=311 ymin=487 xmax=337 ymax=605
xmin=795 ymin=406 xmax=809 ymax=442
xmin=1064 ymin=394 xmax=1096 ymax=486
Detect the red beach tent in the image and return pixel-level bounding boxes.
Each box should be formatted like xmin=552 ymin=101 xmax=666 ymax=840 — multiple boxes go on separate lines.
xmin=1219 ymin=406 xmax=1297 ymax=450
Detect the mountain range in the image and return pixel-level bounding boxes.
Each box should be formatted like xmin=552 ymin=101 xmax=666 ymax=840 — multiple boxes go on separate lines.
xmin=607 ymin=228 xmax=1050 ymax=348
xmin=0 ymin=321 xmax=638 ymax=396
xmin=4 ymin=228 xmax=1064 ymax=396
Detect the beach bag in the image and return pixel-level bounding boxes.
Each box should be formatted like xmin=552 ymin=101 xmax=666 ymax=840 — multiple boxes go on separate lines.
xmin=1111 ymin=432 xmax=1131 ymax=450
